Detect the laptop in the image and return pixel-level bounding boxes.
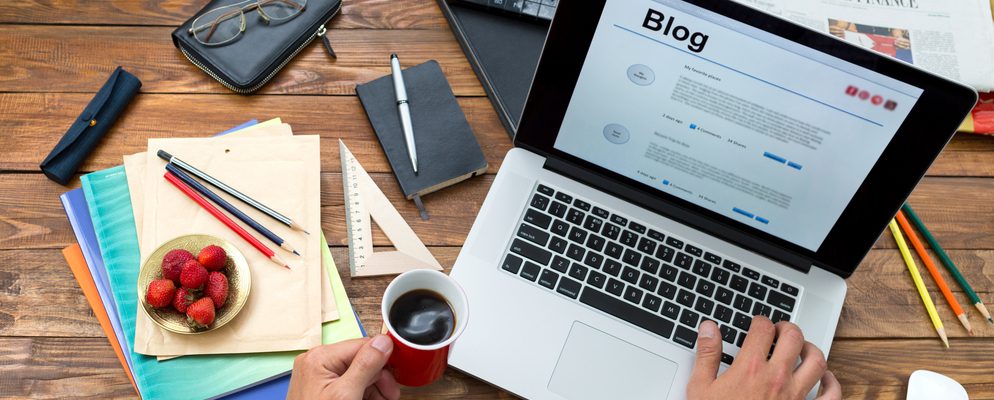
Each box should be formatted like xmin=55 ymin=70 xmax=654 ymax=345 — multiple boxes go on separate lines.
xmin=448 ymin=0 xmax=976 ymax=399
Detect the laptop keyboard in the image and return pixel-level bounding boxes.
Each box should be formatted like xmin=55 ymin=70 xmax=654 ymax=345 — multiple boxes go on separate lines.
xmin=450 ymin=0 xmax=558 ymax=22
xmin=501 ymin=184 xmax=801 ymax=365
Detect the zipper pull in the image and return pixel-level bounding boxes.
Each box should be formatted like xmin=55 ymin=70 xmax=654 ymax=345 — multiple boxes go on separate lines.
xmin=316 ymin=25 xmax=336 ymax=59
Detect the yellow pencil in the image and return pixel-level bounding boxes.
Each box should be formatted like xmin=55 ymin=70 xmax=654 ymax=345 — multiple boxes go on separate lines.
xmin=889 ymin=219 xmax=948 ymax=348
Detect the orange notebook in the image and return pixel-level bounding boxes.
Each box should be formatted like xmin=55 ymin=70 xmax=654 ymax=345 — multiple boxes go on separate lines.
xmin=62 ymin=244 xmax=140 ymax=396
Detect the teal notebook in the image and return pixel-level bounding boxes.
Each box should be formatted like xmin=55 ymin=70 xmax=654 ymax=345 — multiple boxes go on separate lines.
xmin=83 ymin=166 xmax=361 ymax=399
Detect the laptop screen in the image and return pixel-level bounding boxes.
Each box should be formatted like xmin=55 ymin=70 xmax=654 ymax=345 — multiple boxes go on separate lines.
xmin=553 ymin=0 xmax=924 ymax=251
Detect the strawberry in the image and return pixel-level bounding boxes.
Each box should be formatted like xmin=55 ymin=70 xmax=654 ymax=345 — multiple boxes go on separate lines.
xmin=180 ymin=259 xmax=208 ymax=289
xmin=172 ymin=287 xmax=197 ymax=313
xmin=145 ymin=279 xmax=176 ymax=309
xmin=161 ymin=249 xmax=194 ymax=284
xmin=186 ymin=297 xmax=216 ymax=328
xmin=205 ymin=271 xmax=229 ymax=308
xmin=198 ymin=245 xmax=228 ymax=271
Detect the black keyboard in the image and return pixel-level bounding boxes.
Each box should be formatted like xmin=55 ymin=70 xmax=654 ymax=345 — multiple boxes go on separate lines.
xmin=501 ymin=184 xmax=801 ymax=365
xmin=449 ymin=0 xmax=558 ymax=22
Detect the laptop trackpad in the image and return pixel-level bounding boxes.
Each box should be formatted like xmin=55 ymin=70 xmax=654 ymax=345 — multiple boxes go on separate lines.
xmin=548 ymin=322 xmax=678 ymax=400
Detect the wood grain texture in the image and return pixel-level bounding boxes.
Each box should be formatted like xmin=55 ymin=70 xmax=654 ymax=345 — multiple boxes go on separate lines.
xmin=0 ymin=0 xmax=449 ymax=29
xmin=0 ymin=26 xmax=482 ymax=95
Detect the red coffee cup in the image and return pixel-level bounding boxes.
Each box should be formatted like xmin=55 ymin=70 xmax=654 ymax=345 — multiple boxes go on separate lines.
xmin=381 ymin=269 xmax=468 ymax=387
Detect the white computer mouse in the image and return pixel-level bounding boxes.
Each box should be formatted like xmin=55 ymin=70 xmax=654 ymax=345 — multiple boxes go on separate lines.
xmin=907 ymin=370 xmax=969 ymax=400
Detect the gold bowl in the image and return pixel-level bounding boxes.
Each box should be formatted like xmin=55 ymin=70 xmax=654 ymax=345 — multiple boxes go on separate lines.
xmin=138 ymin=234 xmax=251 ymax=334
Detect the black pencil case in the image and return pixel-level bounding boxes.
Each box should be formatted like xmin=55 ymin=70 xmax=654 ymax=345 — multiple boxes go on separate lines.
xmin=171 ymin=0 xmax=341 ymax=93
xmin=40 ymin=66 xmax=142 ymax=185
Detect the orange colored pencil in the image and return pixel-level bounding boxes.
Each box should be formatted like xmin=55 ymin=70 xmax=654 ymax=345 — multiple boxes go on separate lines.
xmin=895 ymin=210 xmax=972 ymax=334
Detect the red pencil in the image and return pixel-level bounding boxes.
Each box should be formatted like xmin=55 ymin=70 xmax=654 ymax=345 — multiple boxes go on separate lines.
xmin=164 ymin=171 xmax=289 ymax=269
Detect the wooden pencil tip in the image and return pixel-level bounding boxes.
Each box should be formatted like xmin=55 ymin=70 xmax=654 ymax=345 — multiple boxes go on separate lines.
xmin=292 ymin=250 xmax=301 ymax=256
xmin=958 ymin=314 xmax=973 ymax=335
xmin=937 ymin=328 xmax=949 ymax=348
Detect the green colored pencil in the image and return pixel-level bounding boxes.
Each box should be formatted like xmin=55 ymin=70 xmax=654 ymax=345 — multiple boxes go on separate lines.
xmin=903 ymin=203 xmax=993 ymax=324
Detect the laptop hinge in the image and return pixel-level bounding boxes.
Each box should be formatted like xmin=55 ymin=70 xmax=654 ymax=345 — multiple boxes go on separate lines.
xmin=542 ymin=157 xmax=813 ymax=274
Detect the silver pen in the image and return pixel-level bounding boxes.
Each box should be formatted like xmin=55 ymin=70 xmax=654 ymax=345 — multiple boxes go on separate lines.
xmin=390 ymin=53 xmax=418 ymax=174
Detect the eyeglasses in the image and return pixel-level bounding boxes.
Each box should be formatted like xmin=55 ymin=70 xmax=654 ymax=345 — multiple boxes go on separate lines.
xmin=188 ymin=0 xmax=307 ymax=46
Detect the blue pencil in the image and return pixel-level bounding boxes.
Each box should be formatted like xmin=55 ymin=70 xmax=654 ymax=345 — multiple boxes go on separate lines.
xmin=165 ymin=163 xmax=300 ymax=256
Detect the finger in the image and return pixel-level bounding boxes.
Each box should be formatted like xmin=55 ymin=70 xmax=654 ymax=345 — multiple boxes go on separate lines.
xmin=738 ymin=316 xmax=776 ymax=362
xmin=338 ymin=335 xmax=395 ymax=395
xmin=793 ymin=341 xmax=829 ymax=391
xmin=375 ymin=369 xmax=402 ymax=400
xmin=363 ymin=386 xmax=387 ymax=400
xmin=815 ymin=370 xmax=843 ymax=400
xmin=687 ymin=320 xmax=722 ymax=391
xmin=769 ymin=322 xmax=804 ymax=367
xmin=305 ymin=338 xmax=369 ymax=373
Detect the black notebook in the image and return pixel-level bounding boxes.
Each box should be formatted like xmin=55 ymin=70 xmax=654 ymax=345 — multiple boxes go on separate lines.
xmin=356 ymin=60 xmax=488 ymax=218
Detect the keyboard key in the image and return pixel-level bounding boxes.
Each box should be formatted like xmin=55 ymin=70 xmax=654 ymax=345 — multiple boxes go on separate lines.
xmin=675 ymin=252 xmax=693 ymax=269
xmin=602 ymin=223 xmax=621 ymax=240
xmin=733 ymin=294 xmax=753 ymax=313
xmin=743 ymin=267 xmax=761 ymax=281
xmin=643 ymin=293 xmax=662 ymax=312
xmin=715 ymin=287 xmax=734 ymax=305
xmin=549 ymin=237 xmax=567 ymax=254
xmin=580 ymin=288 xmax=674 ymax=339
xmin=666 ymin=236 xmax=685 ymax=249
xmin=520 ymin=261 xmax=541 ymax=281
xmin=624 ymin=286 xmax=644 ymax=304
xmin=704 ymin=252 xmax=722 ymax=264
xmin=721 ymin=353 xmax=734 ymax=365
xmin=771 ymin=310 xmax=790 ymax=323
xmin=583 ymin=252 xmax=604 ymax=269
xmin=730 ymin=275 xmax=749 ymax=292
xmin=748 ymin=282 xmax=768 ymax=300
xmin=648 ymin=229 xmax=666 ymax=242
xmin=586 ymin=234 xmax=605 ymax=252
xmin=569 ymin=263 xmax=589 ymax=281
xmin=767 ymin=290 xmax=797 ymax=312
xmin=637 ymin=237 xmax=657 ymax=254
xmin=640 ymin=257 xmax=660 ymax=274
xmin=502 ymin=254 xmax=523 ymax=274
xmin=694 ymin=297 xmax=715 ymax=315
xmin=692 ymin=260 xmax=712 ymax=277
xmin=720 ymin=325 xmax=737 ymax=343
xmin=733 ymin=312 xmax=752 ymax=331
xmin=606 ymin=278 xmax=625 ymax=296
xmin=566 ymin=244 xmax=585 ymax=261
xmin=714 ymin=305 xmax=734 ymax=323
xmin=566 ymin=208 xmax=585 ymax=225
xmin=677 ymin=271 xmax=697 ymax=289
xmin=510 ymin=239 xmax=551 ymax=265
xmin=781 ymin=283 xmax=799 ymax=296
xmin=610 ymin=214 xmax=628 ymax=226
xmin=655 ymin=245 xmax=675 ymax=262
xmin=628 ymin=221 xmax=646 ymax=234
xmin=592 ymin=207 xmax=609 ymax=219
xmin=568 ymin=226 xmax=587 ymax=244
xmin=621 ymin=266 xmax=640 ymax=284
xmin=761 ymin=275 xmax=779 ymax=288
xmin=620 ymin=230 xmax=639 ymax=247
xmin=583 ymin=215 xmax=604 ymax=232
xmin=657 ymin=282 xmax=677 ymax=299
xmin=685 ymin=244 xmax=703 ymax=257
xmin=680 ymin=308 xmax=700 ymax=327
xmin=752 ymin=303 xmax=772 ymax=317
xmin=737 ymin=331 xmax=747 ymax=347
xmin=677 ymin=289 xmax=696 ymax=307
xmin=530 ymin=193 xmax=550 ymax=211
xmin=537 ymin=184 xmax=555 ymax=196
xmin=587 ymin=271 xmax=607 ymax=289
xmin=548 ymin=201 xmax=568 ymax=218
xmin=556 ymin=277 xmax=582 ymax=299
xmin=673 ymin=325 xmax=697 ymax=349
xmin=555 ymin=192 xmax=573 ymax=203
xmin=551 ymin=219 xmax=570 ymax=236
xmin=723 ymin=260 xmax=742 ymax=272
xmin=638 ymin=274 xmax=659 ymax=292
xmin=538 ymin=269 xmax=559 ymax=289
xmin=695 ymin=280 xmax=715 ymax=297
xmin=603 ymin=259 xmax=623 ymax=276
xmin=524 ymin=209 xmax=551 ymax=229
xmin=710 ymin=267 xmax=730 ymax=285
xmin=622 ymin=249 xmax=642 ymax=266
xmin=573 ymin=199 xmax=591 ymax=211
xmin=659 ymin=264 xmax=678 ymax=282
xmin=551 ymin=255 xmax=570 ymax=273
xmin=517 ymin=223 xmax=550 ymax=246
xmin=661 ymin=301 xmax=680 ymax=319
xmin=605 ymin=241 xmax=623 ymax=259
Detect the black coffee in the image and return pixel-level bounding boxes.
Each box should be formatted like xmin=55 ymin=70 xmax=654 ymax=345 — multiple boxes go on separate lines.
xmin=389 ymin=289 xmax=455 ymax=345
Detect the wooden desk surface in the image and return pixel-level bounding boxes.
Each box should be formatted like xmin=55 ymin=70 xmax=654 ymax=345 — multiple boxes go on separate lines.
xmin=1 ymin=1 xmax=993 ymax=398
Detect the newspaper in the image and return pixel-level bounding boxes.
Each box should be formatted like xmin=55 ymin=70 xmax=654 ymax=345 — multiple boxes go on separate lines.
xmin=730 ymin=0 xmax=994 ymax=92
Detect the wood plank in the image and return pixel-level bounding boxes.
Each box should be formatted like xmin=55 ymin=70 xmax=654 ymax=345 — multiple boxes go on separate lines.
xmin=0 ymin=94 xmax=509 ymax=174
xmin=2 ymin=336 xmax=992 ymax=399
xmin=0 ymin=26 xmax=482 ymax=95
xmin=4 ymin=247 xmax=992 ymax=339
xmin=0 ymin=0 xmax=449 ymax=29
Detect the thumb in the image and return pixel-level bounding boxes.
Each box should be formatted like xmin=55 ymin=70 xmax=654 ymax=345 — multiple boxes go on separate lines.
xmin=688 ymin=320 xmax=722 ymax=390
xmin=337 ymin=335 xmax=394 ymax=394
